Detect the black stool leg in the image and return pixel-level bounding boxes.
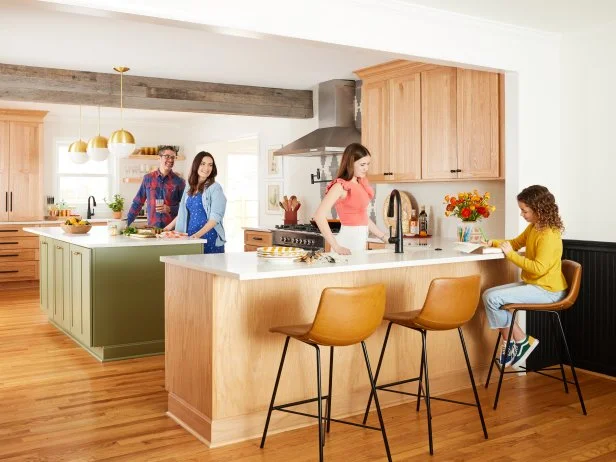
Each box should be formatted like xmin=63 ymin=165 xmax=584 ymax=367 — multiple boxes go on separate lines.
xmin=485 ymin=332 xmax=502 ymax=388
xmin=421 ymin=330 xmax=434 ymax=455
xmin=416 ymin=338 xmax=425 ymax=411
xmin=550 ymin=312 xmax=569 ymax=393
xmin=554 ymin=313 xmax=587 ymax=415
xmin=326 ymin=346 xmax=334 ymax=434
xmin=261 ymin=336 xmax=291 ymax=448
xmin=362 ymin=322 xmax=392 ymax=425
xmin=361 ymin=341 xmax=392 ymax=462
xmin=458 ymin=328 xmax=488 ymax=439
xmin=494 ymin=310 xmax=518 ymax=410
xmin=314 ymin=344 xmax=324 ymax=461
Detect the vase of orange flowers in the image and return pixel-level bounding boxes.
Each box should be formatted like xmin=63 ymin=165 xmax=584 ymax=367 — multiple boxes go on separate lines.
xmin=443 ymin=190 xmax=495 ymax=242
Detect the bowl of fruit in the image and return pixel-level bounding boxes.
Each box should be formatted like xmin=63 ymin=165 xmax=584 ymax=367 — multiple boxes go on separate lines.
xmin=61 ymin=217 xmax=92 ymax=234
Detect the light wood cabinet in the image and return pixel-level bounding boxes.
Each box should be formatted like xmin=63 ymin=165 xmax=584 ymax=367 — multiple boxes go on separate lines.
xmin=0 ymin=226 xmax=40 ymax=282
xmin=421 ymin=67 xmax=458 ymax=180
xmin=361 ymin=80 xmax=390 ymax=179
xmin=456 ymin=69 xmax=500 ymax=178
xmin=355 ymin=61 xmax=501 ymax=182
xmin=0 ymin=109 xmax=46 ymax=221
xmin=244 ymin=230 xmax=273 ymax=250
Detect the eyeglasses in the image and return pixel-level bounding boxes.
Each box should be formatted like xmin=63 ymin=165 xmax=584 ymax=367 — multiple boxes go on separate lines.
xmin=161 ymin=155 xmax=177 ymax=160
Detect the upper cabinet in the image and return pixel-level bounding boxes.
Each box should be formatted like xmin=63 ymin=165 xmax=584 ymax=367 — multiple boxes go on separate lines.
xmin=355 ymin=61 xmax=502 ymax=183
xmin=421 ymin=67 xmax=458 ymax=180
xmin=456 ymin=69 xmax=500 ymax=179
xmin=0 ymin=109 xmax=47 ymax=221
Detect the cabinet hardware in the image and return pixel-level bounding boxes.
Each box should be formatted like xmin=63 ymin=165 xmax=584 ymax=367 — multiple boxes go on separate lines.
xmin=456 ymin=169 xmax=462 ymax=173
xmin=0 ymin=254 xmax=19 ymax=258
xmin=450 ymin=169 xmax=456 ymax=173
xmin=252 ymin=237 xmax=263 ymax=241
xmin=0 ymin=270 xmax=18 ymax=274
xmin=4 ymin=192 xmax=6 ymax=212
xmin=73 ymin=251 xmax=81 ymax=256
xmin=56 ymin=246 xmax=62 ymax=249
xmin=1 ymin=242 xmax=18 ymax=245
xmin=9 ymin=192 xmax=12 ymax=212
xmin=0 ymin=229 xmax=19 ymax=233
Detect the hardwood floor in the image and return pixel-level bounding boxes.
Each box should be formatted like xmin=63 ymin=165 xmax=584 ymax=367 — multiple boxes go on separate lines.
xmin=1 ymin=288 xmax=615 ymax=461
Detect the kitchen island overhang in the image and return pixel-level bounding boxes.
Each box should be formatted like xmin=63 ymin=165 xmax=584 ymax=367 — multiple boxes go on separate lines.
xmin=161 ymin=240 xmax=517 ymax=447
xmin=26 ymin=226 xmax=206 ymax=361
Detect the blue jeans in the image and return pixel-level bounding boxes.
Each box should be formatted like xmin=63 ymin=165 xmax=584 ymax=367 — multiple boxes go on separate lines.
xmin=482 ymin=282 xmax=567 ymax=329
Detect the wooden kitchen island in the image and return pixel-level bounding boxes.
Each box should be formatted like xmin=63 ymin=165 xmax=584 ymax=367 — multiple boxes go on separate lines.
xmin=161 ymin=240 xmax=516 ymax=447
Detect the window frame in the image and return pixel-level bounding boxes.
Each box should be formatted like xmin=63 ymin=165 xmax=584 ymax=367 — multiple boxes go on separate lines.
xmin=55 ymin=139 xmax=113 ymax=205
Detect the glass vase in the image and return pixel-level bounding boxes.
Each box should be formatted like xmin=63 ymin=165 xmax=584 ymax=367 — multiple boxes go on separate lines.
xmin=457 ymin=221 xmax=484 ymax=243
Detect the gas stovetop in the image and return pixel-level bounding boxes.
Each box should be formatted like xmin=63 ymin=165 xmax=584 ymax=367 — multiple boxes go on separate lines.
xmin=274 ymin=224 xmax=321 ymax=234
xmin=272 ymin=224 xmax=325 ymax=250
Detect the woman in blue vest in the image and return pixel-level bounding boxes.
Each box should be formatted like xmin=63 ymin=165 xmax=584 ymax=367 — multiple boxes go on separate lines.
xmin=165 ymin=151 xmax=226 ymax=253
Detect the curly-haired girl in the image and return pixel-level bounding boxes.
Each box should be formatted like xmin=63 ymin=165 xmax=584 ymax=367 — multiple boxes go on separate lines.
xmin=482 ymin=185 xmax=568 ymax=369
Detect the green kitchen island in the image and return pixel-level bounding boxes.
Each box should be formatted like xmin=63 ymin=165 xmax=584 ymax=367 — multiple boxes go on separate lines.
xmin=25 ymin=226 xmax=205 ymax=361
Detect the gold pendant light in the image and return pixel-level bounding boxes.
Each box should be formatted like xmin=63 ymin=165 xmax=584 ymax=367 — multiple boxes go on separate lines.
xmin=109 ymin=66 xmax=135 ymax=157
xmin=68 ymin=105 xmax=89 ymax=164
xmin=87 ymin=106 xmax=109 ymax=161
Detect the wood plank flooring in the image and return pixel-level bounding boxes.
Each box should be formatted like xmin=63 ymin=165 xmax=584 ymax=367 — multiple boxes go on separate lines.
xmin=1 ymin=288 xmax=615 ymax=461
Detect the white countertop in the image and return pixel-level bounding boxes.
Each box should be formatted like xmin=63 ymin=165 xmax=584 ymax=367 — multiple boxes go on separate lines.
xmin=160 ymin=238 xmax=505 ymax=281
xmin=24 ymin=226 xmax=207 ymax=249
xmin=6 ymin=218 xmax=147 ymax=225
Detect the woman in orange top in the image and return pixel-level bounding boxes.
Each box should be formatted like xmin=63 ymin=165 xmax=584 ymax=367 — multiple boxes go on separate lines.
xmin=313 ymin=143 xmax=387 ymax=255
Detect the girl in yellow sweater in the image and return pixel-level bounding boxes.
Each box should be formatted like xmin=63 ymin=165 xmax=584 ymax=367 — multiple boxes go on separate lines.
xmin=483 ymin=185 xmax=568 ymax=368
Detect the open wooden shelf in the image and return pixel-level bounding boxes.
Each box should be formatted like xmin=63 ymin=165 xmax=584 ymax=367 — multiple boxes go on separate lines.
xmin=127 ymin=154 xmax=186 ymax=160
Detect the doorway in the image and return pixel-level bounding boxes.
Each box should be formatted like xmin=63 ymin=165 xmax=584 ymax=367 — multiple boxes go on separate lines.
xmin=197 ymin=136 xmax=259 ymax=252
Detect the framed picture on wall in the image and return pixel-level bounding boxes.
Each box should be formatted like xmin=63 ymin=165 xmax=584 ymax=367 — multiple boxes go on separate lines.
xmin=265 ymin=181 xmax=283 ymax=214
xmin=267 ymin=144 xmax=283 ymax=178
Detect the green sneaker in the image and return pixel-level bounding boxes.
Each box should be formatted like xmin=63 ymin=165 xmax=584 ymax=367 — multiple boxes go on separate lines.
xmin=511 ymin=336 xmax=539 ymax=369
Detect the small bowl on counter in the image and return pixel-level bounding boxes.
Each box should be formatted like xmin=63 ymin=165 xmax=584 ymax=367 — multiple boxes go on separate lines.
xmin=60 ymin=224 xmax=92 ymax=234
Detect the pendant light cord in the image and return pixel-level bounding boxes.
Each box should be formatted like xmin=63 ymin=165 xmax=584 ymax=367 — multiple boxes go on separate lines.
xmin=97 ymin=106 xmax=101 ymax=135
xmin=120 ymin=70 xmax=124 ymax=130
xmin=79 ymin=105 xmax=82 ymax=141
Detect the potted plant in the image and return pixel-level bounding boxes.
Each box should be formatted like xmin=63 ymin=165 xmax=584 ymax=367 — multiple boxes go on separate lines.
xmin=105 ymin=194 xmax=125 ymax=219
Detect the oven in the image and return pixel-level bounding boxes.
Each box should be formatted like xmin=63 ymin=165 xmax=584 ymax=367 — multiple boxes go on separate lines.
xmin=272 ymin=224 xmax=326 ymax=251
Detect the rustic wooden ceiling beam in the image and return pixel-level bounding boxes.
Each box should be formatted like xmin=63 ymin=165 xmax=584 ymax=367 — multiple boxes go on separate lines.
xmin=0 ymin=63 xmax=313 ymax=119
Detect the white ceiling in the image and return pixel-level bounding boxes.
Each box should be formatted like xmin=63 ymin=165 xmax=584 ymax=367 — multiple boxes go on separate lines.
xmin=400 ymin=0 xmax=616 ymax=34
xmin=0 ymin=0 xmax=399 ymax=89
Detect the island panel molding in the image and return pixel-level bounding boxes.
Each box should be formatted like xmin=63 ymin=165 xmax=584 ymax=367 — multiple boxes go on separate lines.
xmin=0 ymin=63 xmax=313 ymax=119
xmin=163 ymin=251 xmax=517 ymax=446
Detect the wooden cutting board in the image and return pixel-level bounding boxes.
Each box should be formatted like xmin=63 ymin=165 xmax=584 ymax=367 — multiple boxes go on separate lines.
xmin=382 ymin=191 xmax=413 ymax=235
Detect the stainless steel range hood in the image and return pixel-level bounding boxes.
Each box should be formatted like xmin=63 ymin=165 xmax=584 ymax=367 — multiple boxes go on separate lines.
xmin=274 ymin=79 xmax=360 ymax=156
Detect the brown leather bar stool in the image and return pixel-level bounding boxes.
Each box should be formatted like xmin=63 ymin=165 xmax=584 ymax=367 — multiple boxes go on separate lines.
xmin=362 ymin=274 xmax=487 ymax=455
xmin=485 ymin=260 xmax=587 ymax=415
xmin=260 ymin=284 xmax=392 ymax=462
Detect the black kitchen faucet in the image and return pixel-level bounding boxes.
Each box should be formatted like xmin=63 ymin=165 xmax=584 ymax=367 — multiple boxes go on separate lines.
xmin=87 ymin=196 xmax=97 ymax=219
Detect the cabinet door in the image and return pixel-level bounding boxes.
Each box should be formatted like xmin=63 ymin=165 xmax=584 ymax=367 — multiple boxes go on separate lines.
xmin=361 ymin=80 xmax=390 ymax=179
xmin=421 ymin=68 xmax=458 ymax=180
xmin=69 ymin=244 xmax=91 ymax=346
xmin=0 ymin=121 xmax=8 ymax=222
xmin=457 ymin=69 xmax=500 ymax=178
xmin=8 ymin=122 xmax=41 ymax=221
xmin=389 ymin=73 xmax=421 ymax=181
xmin=39 ymin=237 xmax=49 ymax=314
xmin=53 ymin=240 xmax=70 ymax=329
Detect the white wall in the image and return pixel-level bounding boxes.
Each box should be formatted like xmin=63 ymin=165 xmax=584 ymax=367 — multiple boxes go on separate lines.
xmin=374 ymin=181 xmax=506 ymax=240
xmin=560 ymin=21 xmax=616 ymax=242
xmin=42 ymin=114 xmax=191 ymax=218
xmin=47 ymin=0 xmax=563 ymax=238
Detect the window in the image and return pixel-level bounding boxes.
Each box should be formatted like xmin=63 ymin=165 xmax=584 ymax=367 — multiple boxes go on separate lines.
xmin=57 ymin=141 xmax=112 ymax=204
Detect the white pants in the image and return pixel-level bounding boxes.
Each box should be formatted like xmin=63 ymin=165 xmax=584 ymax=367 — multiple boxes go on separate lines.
xmin=335 ymin=225 xmax=368 ymax=254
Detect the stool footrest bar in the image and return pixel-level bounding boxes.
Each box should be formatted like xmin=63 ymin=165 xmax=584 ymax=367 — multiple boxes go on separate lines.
xmin=275 ymin=408 xmax=382 ymax=432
